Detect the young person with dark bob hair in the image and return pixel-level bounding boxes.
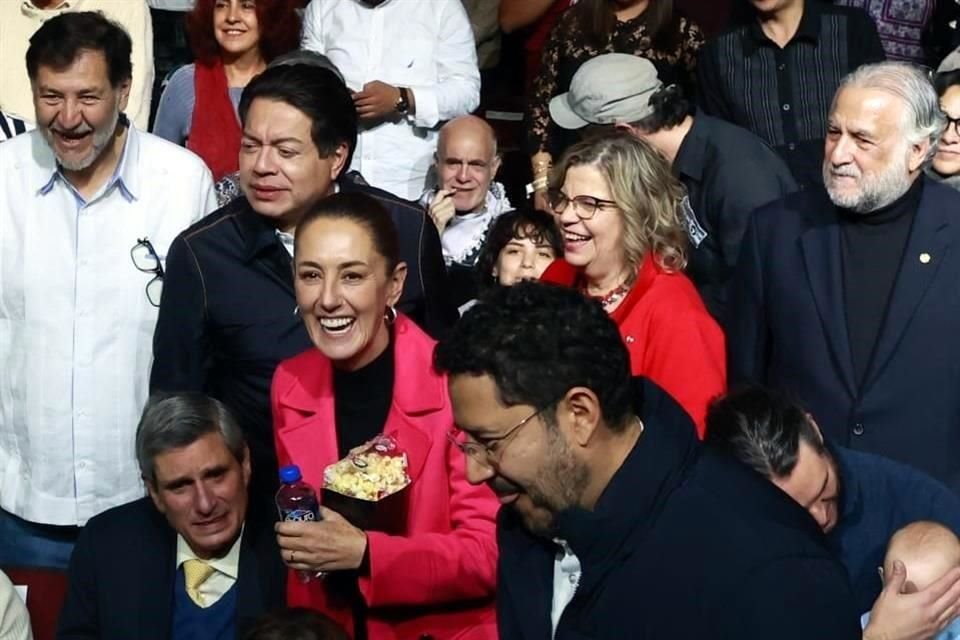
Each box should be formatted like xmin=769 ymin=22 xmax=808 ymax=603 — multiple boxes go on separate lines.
xmin=475 ymin=208 xmax=564 ymax=294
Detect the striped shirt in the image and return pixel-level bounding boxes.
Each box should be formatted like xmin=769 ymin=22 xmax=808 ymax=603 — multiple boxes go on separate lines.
xmin=0 ymin=110 xmax=28 ymax=142
xmin=697 ymin=2 xmax=885 ymax=190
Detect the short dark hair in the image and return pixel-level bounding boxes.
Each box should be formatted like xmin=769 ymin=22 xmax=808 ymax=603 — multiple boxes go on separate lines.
xmin=239 ymin=64 xmax=357 ymax=167
xmin=935 ymin=69 xmax=960 ymax=97
xmin=434 ymin=282 xmax=634 ymax=430
xmin=295 ymin=192 xmax=400 ymax=274
xmin=243 ymin=608 xmax=348 ymax=640
xmin=704 ymin=387 xmax=827 ymax=480
xmin=186 ymin=0 xmax=301 ymax=65
xmin=631 ymin=83 xmax=693 ymax=133
xmin=26 ymin=11 xmax=133 ymax=87
xmin=136 ymin=393 xmax=246 ymax=486
xmin=475 ymin=208 xmax=564 ymax=294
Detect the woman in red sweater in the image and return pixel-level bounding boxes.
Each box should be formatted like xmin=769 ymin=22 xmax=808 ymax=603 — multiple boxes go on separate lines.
xmin=541 ymin=131 xmax=724 ymax=435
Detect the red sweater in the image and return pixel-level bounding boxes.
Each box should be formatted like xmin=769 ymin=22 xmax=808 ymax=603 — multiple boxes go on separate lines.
xmin=542 ymin=255 xmax=726 ymax=436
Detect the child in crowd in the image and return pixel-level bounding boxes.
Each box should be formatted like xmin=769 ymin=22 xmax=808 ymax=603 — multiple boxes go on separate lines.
xmin=864 ymin=521 xmax=960 ymax=639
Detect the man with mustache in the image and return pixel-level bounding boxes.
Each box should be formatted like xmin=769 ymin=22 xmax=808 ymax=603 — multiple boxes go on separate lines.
xmin=435 ymin=282 xmax=861 ymax=639
xmin=0 ymin=11 xmax=215 ymax=571
xmin=730 ymin=61 xmax=960 ymax=494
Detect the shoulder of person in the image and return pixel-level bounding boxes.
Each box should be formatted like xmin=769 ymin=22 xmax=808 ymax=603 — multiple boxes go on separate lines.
xmin=136 ymin=128 xmax=209 ymax=176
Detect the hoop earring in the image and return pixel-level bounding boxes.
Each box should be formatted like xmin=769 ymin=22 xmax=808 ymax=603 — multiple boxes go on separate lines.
xmin=384 ymin=305 xmax=397 ymax=325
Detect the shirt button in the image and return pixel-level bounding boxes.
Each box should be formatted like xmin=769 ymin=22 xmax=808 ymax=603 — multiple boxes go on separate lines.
xmin=788 ymin=142 xmax=796 ymax=151
xmin=852 ymin=423 xmax=865 ymax=436
xmin=778 ymin=63 xmax=786 ymax=71
xmin=625 ymin=336 xmax=635 ymax=344
xmin=782 ymin=103 xmax=791 ymax=112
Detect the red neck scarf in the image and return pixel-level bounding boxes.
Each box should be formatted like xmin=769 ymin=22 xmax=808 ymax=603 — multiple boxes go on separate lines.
xmin=187 ymin=59 xmax=242 ymax=181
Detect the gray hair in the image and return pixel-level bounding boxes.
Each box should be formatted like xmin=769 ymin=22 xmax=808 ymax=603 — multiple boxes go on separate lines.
xmin=836 ymin=61 xmax=946 ymax=165
xmin=135 ymin=393 xmax=246 ymax=485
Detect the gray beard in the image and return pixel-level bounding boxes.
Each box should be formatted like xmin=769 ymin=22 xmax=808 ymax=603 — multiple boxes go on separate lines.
xmin=823 ymin=160 xmax=914 ymax=214
xmin=43 ymin=108 xmax=120 ymax=172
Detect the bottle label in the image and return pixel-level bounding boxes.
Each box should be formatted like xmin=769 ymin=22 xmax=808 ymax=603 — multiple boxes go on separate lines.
xmin=282 ymin=508 xmax=318 ymax=522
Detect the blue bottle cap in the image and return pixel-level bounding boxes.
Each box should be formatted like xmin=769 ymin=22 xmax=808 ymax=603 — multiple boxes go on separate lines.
xmin=279 ymin=465 xmax=302 ymax=483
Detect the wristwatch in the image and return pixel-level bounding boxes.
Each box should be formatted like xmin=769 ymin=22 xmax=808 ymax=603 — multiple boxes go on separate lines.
xmin=395 ymin=87 xmax=410 ymax=114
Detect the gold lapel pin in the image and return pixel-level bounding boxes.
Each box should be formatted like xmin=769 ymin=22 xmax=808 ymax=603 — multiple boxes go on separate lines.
xmin=920 ymin=253 xmax=931 ymax=264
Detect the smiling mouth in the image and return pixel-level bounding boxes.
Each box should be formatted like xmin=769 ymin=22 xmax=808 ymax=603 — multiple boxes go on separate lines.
xmin=319 ymin=317 xmax=355 ymax=334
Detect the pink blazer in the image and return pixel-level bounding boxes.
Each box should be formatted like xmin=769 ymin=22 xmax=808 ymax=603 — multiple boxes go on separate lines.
xmin=271 ymin=315 xmax=498 ymax=640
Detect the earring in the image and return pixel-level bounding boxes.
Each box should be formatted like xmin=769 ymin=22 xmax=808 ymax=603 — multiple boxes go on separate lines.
xmin=384 ymin=305 xmax=397 ymax=325
xmin=293 ymin=305 xmax=300 ymax=316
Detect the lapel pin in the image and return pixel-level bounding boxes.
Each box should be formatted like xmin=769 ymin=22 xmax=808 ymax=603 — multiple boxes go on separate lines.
xmin=920 ymin=253 xmax=931 ymax=264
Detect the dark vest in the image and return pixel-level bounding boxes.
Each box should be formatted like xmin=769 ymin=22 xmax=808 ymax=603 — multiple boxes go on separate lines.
xmin=171 ymin=565 xmax=238 ymax=640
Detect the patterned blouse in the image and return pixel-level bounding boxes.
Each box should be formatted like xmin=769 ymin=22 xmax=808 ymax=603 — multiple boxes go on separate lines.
xmin=527 ymin=8 xmax=704 ymax=156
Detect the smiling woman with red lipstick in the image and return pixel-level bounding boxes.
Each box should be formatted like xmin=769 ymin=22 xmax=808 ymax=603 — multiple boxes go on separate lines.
xmin=541 ymin=131 xmax=725 ymax=436
xmin=269 ymin=192 xmax=499 ymax=640
xmin=153 ymin=0 xmax=300 ymax=179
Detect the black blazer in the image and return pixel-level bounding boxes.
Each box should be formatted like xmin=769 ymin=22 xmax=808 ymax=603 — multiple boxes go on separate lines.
xmin=729 ymin=178 xmax=960 ymax=492
xmin=57 ymin=498 xmax=285 ymax=640
xmin=497 ymin=379 xmax=860 ymax=639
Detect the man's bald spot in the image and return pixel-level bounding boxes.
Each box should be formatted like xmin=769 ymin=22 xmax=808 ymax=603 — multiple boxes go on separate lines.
xmin=438 ymin=115 xmax=498 ymax=160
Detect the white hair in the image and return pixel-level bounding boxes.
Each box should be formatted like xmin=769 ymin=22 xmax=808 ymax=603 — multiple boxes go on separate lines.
xmin=836 ymin=61 xmax=946 ymax=166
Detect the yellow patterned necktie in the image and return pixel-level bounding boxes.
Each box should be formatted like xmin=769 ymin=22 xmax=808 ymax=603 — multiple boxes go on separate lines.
xmin=183 ymin=559 xmax=216 ymax=606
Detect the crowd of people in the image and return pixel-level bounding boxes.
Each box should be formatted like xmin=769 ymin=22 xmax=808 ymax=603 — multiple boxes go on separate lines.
xmin=3 ymin=0 xmax=960 ymax=639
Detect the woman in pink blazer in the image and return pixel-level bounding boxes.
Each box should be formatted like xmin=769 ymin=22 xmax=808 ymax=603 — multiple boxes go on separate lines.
xmin=271 ymin=192 xmax=498 ymax=639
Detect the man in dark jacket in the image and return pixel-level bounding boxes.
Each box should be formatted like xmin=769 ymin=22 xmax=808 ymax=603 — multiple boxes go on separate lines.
xmin=58 ymin=394 xmax=285 ymax=640
xmin=150 ymin=63 xmax=456 ymax=516
xmin=706 ymin=387 xmax=960 ymax=638
xmin=434 ymin=282 xmax=860 ymax=639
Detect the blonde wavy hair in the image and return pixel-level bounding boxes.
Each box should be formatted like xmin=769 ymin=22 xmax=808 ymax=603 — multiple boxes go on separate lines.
xmin=550 ymin=131 xmax=688 ymax=273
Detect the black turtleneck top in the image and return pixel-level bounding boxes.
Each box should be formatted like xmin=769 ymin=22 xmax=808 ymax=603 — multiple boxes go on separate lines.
xmin=332 ymin=335 xmax=395 ymax=458
xmin=839 ymin=178 xmax=924 ymax=386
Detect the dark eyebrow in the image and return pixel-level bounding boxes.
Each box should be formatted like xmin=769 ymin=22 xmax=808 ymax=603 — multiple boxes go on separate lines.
xmin=297 ymin=260 xmax=369 ymax=270
xmin=161 ymin=464 xmax=229 ymax=490
xmin=241 ymin=134 xmax=304 ymax=146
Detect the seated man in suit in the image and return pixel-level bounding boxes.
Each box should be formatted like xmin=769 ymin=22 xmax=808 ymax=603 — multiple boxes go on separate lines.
xmin=730 ymin=61 xmax=960 ymax=493
xmin=57 ymin=394 xmax=285 ymax=640
xmin=435 ymin=282 xmax=861 ymax=639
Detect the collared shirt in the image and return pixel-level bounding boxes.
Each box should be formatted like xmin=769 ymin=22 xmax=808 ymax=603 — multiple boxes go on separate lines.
xmin=148 ymin=0 xmax=195 ymax=10
xmin=301 ymin=0 xmax=480 ymax=200
xmin=175 ymin=531 xmax=242 ymax=608
xmin=0 ymin=127 xmax=216 ymax=525
xmin=0 ymin=0 xmax=155 ymax=130
xmin=551 ymin=539 xmax=581 ymax=637
xmin=697 ymin=2 xmax=885 ymax=190
xmin=672 ymin=113 xmax=797 ymax=326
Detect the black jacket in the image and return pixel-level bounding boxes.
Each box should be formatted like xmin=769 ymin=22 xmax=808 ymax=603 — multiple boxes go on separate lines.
xmin=150 ymin=180 xmax=456 ymax=511
xmin=729 ymin=178 xmax=960 ymax=493
xmin=57 ymin=498 xmax=285 ymax=640
xmin=675 ymin=113 xmax=797 ymax=326
xmin=497 ymin=379 xmax=861 ymax=639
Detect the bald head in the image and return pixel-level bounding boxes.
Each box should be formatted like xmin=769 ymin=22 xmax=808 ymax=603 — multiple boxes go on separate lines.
xmin=884 ymin=521 xmax=960 ymax=593
xmin=435 ymin=115 xmax=501 ymax=214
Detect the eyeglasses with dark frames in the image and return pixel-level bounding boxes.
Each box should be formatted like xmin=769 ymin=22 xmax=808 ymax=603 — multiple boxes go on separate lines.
xmin=447 ymin=405 xmax=547 ymax=468
xmin=130 ymin=238 xmax=164 ymax=307
xmin=546 ymin=188 xmax=618 ymax=220
xmin=944 ymin=113 xmax=960 ymax=137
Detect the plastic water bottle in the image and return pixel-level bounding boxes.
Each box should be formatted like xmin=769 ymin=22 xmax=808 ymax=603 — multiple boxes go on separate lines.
xmin=276 ymin=464 xmax=322 ymax=582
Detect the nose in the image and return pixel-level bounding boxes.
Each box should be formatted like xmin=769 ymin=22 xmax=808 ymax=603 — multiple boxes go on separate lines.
xmin=252 ymin=147 xmax=275 ymax=176
xmin=943 ymin=122 xmax=960 ymax=145
xmin=226 ymin=1 xmax=240 ymax=21
xmin=828 ymin=135 xmax=854 ymax=167
xmin=319 ymin=277 xmax=341 ymax=311
xmin=808 ymin=504 xmax=830 ymax=531
xmin=57 ymin=98 xmax=83 ymax=130
xmin=194 ymin=482 xmax=216 ymax=516
xmin=519 ymin=250 xmax=535 ymax=270
xmin=456 ymin=162 xmax=469 ymax=182
xmin=464 ymin=454 xmax=494 ymax=486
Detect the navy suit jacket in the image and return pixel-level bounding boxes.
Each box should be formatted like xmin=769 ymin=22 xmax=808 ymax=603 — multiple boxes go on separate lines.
xmin=57 ymin=498 xmax=285 ymax=640
xmin=730 ymin=177 xmax=960 ymax=492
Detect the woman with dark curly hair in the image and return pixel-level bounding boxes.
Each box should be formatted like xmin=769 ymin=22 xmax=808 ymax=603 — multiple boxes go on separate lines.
xmin=476 ymin=208 xmax=564 ymax=294
xmin=526 ymin=0 xmax=703 ymax=211
xmin=153 ymin=0 xmax=301 ymax=179
xmin=541 ymin=131 xmax=724 ymax=435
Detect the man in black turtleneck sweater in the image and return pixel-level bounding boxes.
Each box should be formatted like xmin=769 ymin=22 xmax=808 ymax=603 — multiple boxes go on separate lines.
xmin=730 ymin=61 xmax=960 ymax=495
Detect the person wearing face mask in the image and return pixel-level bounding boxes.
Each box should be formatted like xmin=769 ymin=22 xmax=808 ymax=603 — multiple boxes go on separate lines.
xmin=271 ymin=192 xmax=498 ymax=640
xmin=928 ymin=65 xmax=960 ymax=191
xmin=422 ymin=115 xmax=513 ymax=308
xmin=153 ymin=0 xmax=301 ymax=179
xmin=540 ymin=131 xmax=725 ymax=436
